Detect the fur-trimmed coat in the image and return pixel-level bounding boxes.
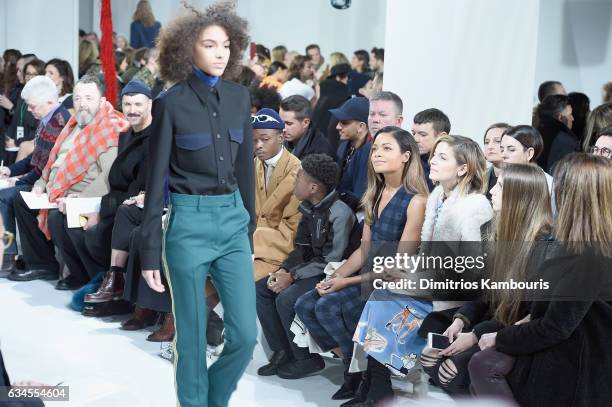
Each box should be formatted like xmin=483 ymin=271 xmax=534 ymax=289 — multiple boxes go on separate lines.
xmin=421 ymin=185 xmax=494 ymax=311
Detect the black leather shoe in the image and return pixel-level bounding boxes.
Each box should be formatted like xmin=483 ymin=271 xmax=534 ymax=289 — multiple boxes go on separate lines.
xmin=332 ymin=359 xmax=363 ymax=400
xmin=257 ymin=350 xmax=290 ymax=376
xmin=7 ymin=268 xmax=57 ymax=281
xmin=1 ymin=254 xmax=15 ymax=272
xmin=56 ymin=275 xmax=86 ymax=290
xmin=81 ymin=300 xmax=134 ymax=317
xmin=207 ymin=309 xmax=225 ymax=347
xmin=277 ymin=354 xmax=325 ymax=379
xmin=341 ymin=372 xmax=369 ymax=406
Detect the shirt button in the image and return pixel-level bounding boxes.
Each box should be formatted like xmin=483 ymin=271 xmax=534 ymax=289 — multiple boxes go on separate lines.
xmin=216 ymin=133 xmax=221 ymax=139
xmin=212 ymin=111 xmax=217 ymax=117
xmin=219 ymin=156 xmax=224 ymax=161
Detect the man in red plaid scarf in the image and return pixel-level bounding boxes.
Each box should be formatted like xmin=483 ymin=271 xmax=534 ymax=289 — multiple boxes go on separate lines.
xmin=9 ymin=74 xmax=129 ymax=290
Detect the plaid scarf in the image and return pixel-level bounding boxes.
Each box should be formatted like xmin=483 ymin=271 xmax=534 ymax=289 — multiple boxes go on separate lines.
xmin=37 ymin=100 xmax=129 ymax=239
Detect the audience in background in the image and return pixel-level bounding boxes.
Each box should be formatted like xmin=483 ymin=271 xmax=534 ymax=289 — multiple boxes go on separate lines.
xmin=591 ymin=125 xmax=612 ymax=159
xmin=280 ymin=55 xmax=315 ymax=101
xmin=44 ymin=59 xmax=75 ymax=111
xmin=306 ymin=44 xmax=325 ymax=81
xmin=272 ymin=45 xmax=288 ymax=63
xmin=311 ymin=63 xmax=350 ymax=148
xmin=567 ymin=91 xmax=590 ymax=145
xmin=370 ymin=47 xmax=384 ymax=74
xmin=351 ymin=49 xmax=372 ymax=77
xmin=582 ymin=102 xmax=612 ymax=151
xmin=259 ymin=61 xmax=288 ymax=91
xmin=537 ymin=94 xmax=578 ymax=172
xmin=411 ymin=108 xmax=451 ymax=191
xmin=482 ymin=123 xmax=511 ymax=200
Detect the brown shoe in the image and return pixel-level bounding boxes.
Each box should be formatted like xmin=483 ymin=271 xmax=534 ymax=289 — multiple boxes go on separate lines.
xmin=121 ymin=306 xmax=158 ymax=331
xmin=147 ymin=313 xmax=175 ymax=342
xmin=84 ymin=271 xmax=125 ymax=303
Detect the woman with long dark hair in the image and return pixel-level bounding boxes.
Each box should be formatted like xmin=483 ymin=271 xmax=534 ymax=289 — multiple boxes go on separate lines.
xmin=139 ymin=3 xmax=256 ymax=406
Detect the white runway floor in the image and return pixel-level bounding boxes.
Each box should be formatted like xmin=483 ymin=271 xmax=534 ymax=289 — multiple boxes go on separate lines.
xmin=0 ymin=276 xmax=457 ymax=407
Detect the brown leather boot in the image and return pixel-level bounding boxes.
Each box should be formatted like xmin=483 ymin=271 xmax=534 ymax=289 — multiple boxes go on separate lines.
xmin=84 ymin=270 xmax=125 ymax=303
xmin=121 ymin=306 xmax=158 ymax=331
xmin=147 ymin=313 xmax=175 ymax=342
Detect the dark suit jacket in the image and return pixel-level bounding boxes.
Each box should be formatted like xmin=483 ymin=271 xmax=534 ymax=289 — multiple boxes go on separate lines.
xmin=537 ymin=115 xmax=579 ymax=172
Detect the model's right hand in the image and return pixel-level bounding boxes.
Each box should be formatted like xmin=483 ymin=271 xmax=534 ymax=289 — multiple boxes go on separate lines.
xmin=143 ymin=269 xmax=165 ymax=293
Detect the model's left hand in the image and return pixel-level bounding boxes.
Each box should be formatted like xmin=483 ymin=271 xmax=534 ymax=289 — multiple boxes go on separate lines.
xmin=270 ymin=270 xmax=293 ymax=293
xmin=478 ymin=332 xmax=497 ymax=350
xmin=316 ymin=276 xmax=347 ymax=296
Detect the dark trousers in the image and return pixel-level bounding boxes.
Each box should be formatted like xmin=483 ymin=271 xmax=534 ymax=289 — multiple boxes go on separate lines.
xmin=256 ymin=275 xmax=320 ymax=360
xmin=0 ymin=183 xmax=31 ymax=254
xmin=13 ymin=192 xmax=58 ymax=273
xmin=468 ymin=348 xmax=516 ymax=400
xmin=47 ymin=210 xmax=112 ymax=282
xmin=111 ymin=204 xmax=142 ymax=250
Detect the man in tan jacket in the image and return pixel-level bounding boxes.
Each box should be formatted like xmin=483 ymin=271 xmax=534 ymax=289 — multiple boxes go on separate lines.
xmin=252 ymin=108 xmax=302 ymax=281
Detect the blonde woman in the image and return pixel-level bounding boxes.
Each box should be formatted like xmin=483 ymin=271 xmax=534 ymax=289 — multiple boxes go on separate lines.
xmin=130 ymin=0 xmax=161 ymax=49
xmin=469 ymin=153 xmax=612 ymax=406
xmin=320 ymin=51 xmax=349 ymax=81
xmin=420 ymin=163 xmax=553 ymax=395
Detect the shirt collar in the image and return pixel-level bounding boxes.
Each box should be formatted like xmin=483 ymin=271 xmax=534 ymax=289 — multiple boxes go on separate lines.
xmin=192 ymin=67 xmax=220 ymax=87
xmin=40 ymin=105 xmax=59 ymax=127
xmin=264 ymin=146 xmax=284 ymax=168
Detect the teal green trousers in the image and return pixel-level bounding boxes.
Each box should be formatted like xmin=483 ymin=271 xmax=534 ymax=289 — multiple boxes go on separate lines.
xmin=163 ymin=191 xmax=257 ymax=407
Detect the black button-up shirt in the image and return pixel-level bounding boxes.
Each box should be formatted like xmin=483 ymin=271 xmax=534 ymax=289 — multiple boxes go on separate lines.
xmin=139 ymin=75 xmax=255 ymax=270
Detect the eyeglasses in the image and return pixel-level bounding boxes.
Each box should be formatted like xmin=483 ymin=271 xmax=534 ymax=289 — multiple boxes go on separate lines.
xmin=251 ymin=114 xmax=280 ymax=124
xmin=2 ymin=231 xmax=14 ymax=248
xmin=590 ymin=146 xmax=611 ymax=158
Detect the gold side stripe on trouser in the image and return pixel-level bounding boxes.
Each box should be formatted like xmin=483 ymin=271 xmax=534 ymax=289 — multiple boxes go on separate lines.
xmin=161 ymin=205 xmax=181 ymax=407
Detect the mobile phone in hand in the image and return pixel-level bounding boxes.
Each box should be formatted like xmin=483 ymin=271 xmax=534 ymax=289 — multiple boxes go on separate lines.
xmin=428 ymin=332 xmax=451 ymax=350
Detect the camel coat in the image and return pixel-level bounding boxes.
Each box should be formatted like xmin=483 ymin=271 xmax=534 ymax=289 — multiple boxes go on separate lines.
xmin=253 ymin=148 xmax=302 ymax=281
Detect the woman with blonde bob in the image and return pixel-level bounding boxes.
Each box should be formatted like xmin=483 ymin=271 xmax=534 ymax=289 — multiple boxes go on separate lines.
xmin=420 ymin=163 xmax=554 ymax=396
xmin=469 ymin=153 xmax=612 ymax=406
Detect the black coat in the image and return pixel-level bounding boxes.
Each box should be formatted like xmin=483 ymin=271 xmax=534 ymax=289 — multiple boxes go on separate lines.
xmin=99 ymin=127 xmax=150 ymax=221
xmin=537 ymin=115 xmax=579 ymax=173
xmin=496 ymin=252 xmax=612 ymax=407
xmin=312 ymin=78 xmax=350 ymax=142
xmin=288 ymin=127 xmax=336 ymax=161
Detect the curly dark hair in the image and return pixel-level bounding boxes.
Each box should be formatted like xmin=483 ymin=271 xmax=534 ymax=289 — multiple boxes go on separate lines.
xmin=157 ymin=1 xmax=249 ymax=83
xmin=250 ymin=85 xmax=281 ymax=112
xmin=301 ymin=153 xmax=340 ymax=195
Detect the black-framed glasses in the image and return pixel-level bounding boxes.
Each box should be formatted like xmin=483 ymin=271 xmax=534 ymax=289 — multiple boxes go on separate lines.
xmin=590 ymin=146 xmax=611 ymax=158
xmin=2 ymin=231 xmax=14 ymax=248
xmin=251 ymin=114 xmax=280 ymax=124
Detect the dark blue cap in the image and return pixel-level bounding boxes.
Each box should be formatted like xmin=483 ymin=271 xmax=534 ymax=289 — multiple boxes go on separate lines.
xmin=121 ymin=79 xmax=152 ymax=98
xmin=329 ymin=97 xmax=369 ymax=123
xmin=252 ymin=108 xmax=285 ymax=130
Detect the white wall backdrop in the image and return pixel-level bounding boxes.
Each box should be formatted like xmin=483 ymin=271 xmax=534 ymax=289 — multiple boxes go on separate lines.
xmin=384 ymin=0 xmax=541 ymax=143
xmin=535 ymin=0 xmax=612 ymax=105
xmin=0 ymin=0 xmax=80 ymax=76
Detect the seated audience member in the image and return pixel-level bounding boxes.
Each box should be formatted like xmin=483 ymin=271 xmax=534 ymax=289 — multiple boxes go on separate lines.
xmin=332 ymin=97 xmax=371 ymax=212
xmin=13 ymin=59 xmax=46 ymax=161
xmin=343 ymin=127 xmax=428 ymax=404
xmin=259 ymin=61 xmax=288 ymax=91
xmin=370 ymin=47 xmax=384 ymax=74
xmin=500 ymin=125 xmax=554 ymax=194
xmin=251 ymin=108 xmax=302 ymax=281
xmin=250 ymin=85 xmax=281 ymax=114
xmin=8 ymin=74 xmax=129 ymax=288
xmin=4 ymin=58 xmax=43 ymax=164
xmin=582 ymin=102 xmax=612 ymax=151
xmin=603 ymin=82 xmax=612 ymax=104
xmin=44 ymin=59 xmax=75 ymax=112
xmin=306 ymin=44 xmax=326 ymax=81
xmin=590 ymin=125 xmax=612 ymax=159
xmin=272 ymin=45 xmax=288 ymax=63
xmin=347 ymin=134 xmax=492 ymax=406
xmin=64 ymin=80 xmax=153 ymax=313
xmin=411 ymin=108 xmax=451 ymax=191
xmin=319 ymin=51 xmax=349 ymax=81
xmin=482 ymin=123 xmax=511 ymax=200
xmin=311 ymin=63 xmax=350 ymax=148
xmin=279 ymin=95 xmax=336 ymax=160
xmin=347 ymin=71 xmax=371 ymax=98
xmin=351 ymin=49 xmax=372 ymax=77
xmin=537 ymin=94 xmax=579 ymax=172
xmin=121 ymin=47 xmax=147 ymax=84
xmin=0 ymin=76 xmax=70 ymax=271
xmin=257 ymin=154 xmax=354 ymax=378
xmin=133 ymin=48 xmax=159 ymax=92
xmin=420 ymin=163 xmax=553 ymax=396
xmin=358 ymin=71 xmax=383 ymax=99
xmin=567 ymin=92 xmax=590 ymax=145
xmin=78 ymin=39 xmax=100 ymax=78
xmin=469 ymin=153 xmax=612 ymax=407
xmin=279 ymin=55 xmax=315 ymax=101
xmin=537 ymin=80 xmax=566 ymax=103
xmin=367 ymin=91 xmax=403 ymax=137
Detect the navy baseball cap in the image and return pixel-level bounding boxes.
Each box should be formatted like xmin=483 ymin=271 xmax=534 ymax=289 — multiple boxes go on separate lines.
xmin=329 ymin=97 xmax=369 ymax=123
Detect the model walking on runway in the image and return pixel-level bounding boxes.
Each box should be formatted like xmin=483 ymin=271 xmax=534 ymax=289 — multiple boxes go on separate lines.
xmin=139 ymin=3 xmax=257 ymax=406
